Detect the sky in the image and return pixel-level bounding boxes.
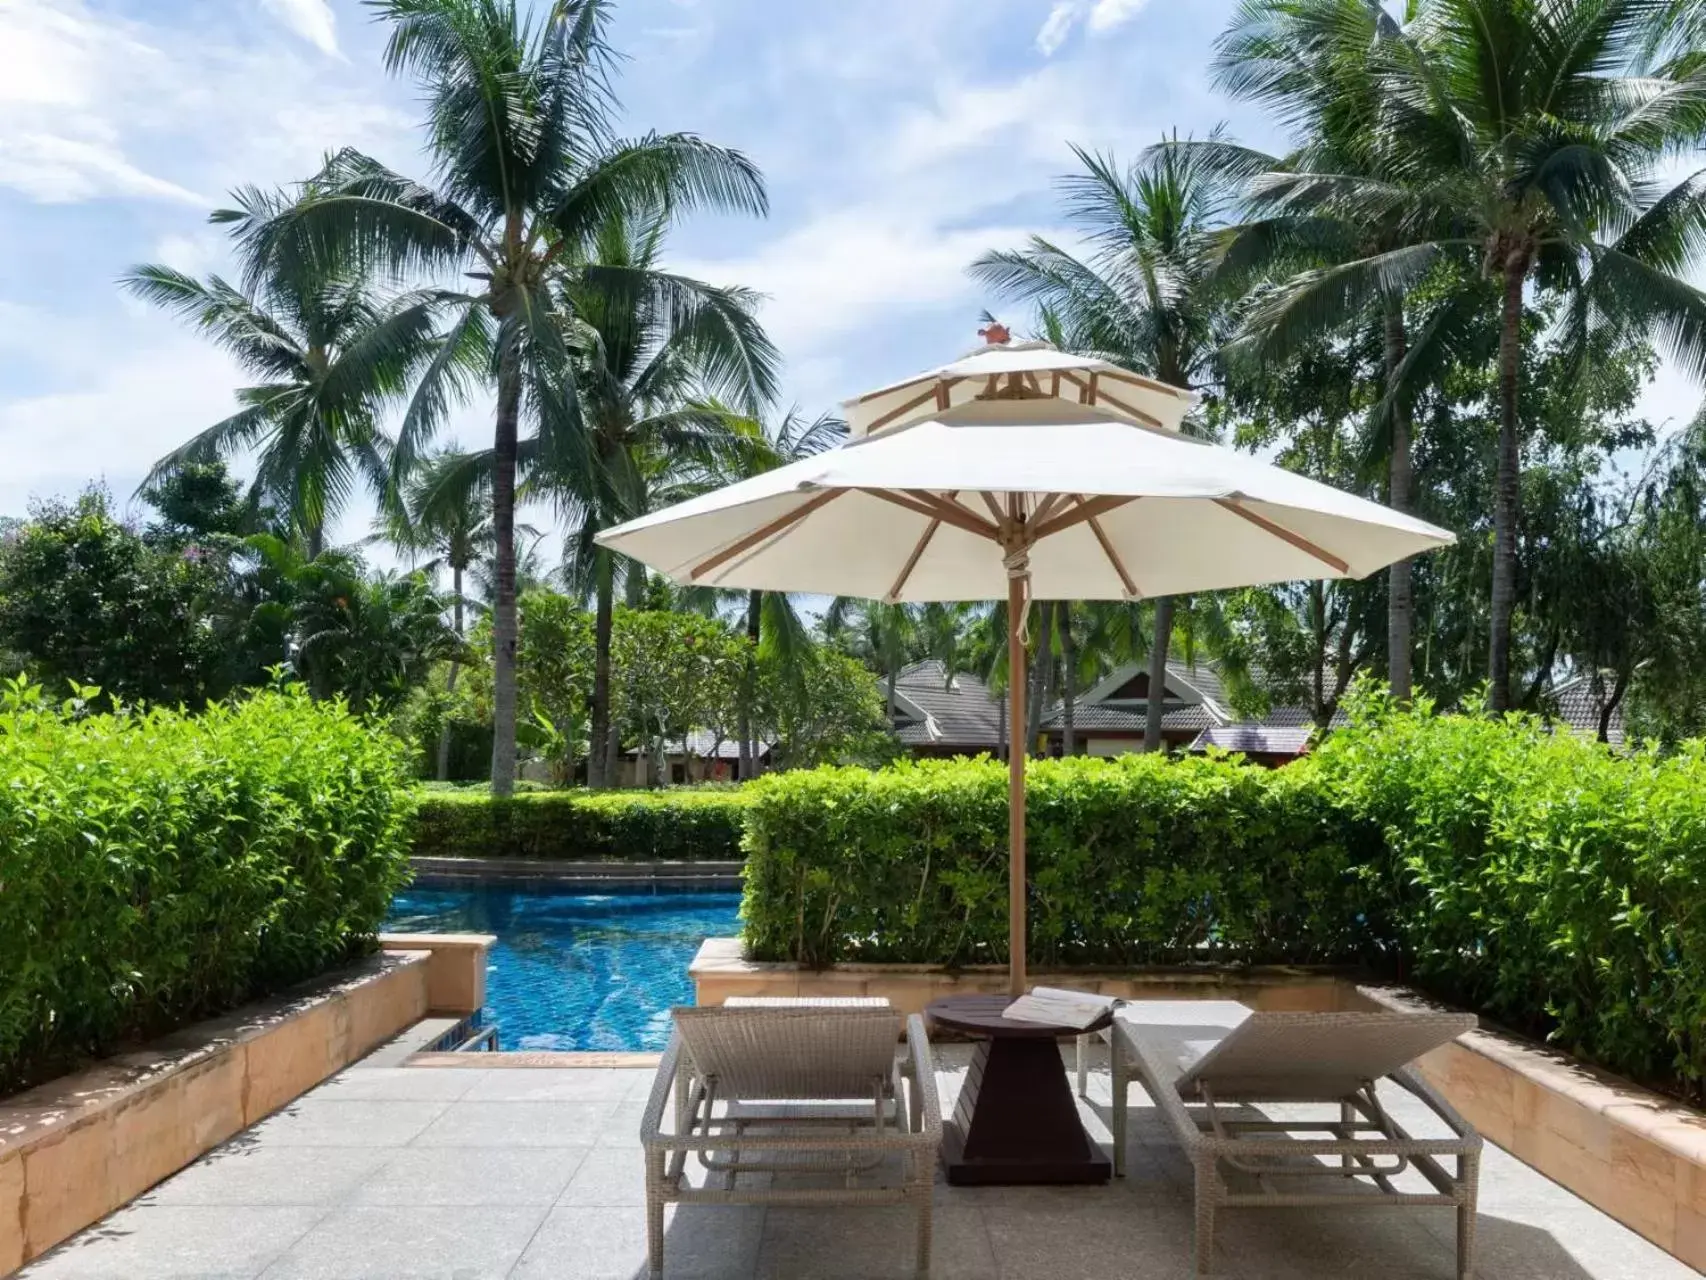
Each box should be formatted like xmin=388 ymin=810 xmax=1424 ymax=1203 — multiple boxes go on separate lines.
xmin=1 ymin=0 xmax=1700 ymax=562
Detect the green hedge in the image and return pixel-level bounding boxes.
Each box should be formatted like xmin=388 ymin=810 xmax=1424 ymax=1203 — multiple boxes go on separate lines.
xmin=743 ymin=692 xmax=1706 ymax=1097
xmin=411 ymin=787 xmax=749 ymax=861
xmin=0 ymin=681 xmax=415 ymax=1094
xmin=1311 ymin=698 xmax=1706 ymax=1096
xmin=741 ymin=753 xmax=1386 ymax=969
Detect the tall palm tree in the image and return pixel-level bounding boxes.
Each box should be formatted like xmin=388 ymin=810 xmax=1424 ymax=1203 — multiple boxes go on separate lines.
xmin=233 ymin=0 xmax=767 ymax=793
xmin=378 ymin=449 xmax=497 ymax=779
xmin=1236 ymin=0 xmax=1706 ymax=709
xmin=545 ymin=212 xmax=778 ymax=787
xmin=123 ymin=206 xmax=441 ymax=558
xmin=1203 ymin=0 xmax=1472 ymax=703
xmin=971 ymin=139 xmax=1228 ymax=750
xmin=824 ymin=599 xmax=919 ymax=722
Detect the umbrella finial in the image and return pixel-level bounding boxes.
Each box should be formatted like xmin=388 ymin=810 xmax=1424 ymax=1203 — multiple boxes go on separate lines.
xmin=978 ymin=321 xmax=1011 ymax=346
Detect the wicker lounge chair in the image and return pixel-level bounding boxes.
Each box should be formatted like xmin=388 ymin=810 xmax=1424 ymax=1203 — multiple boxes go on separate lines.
xmin=639 ymin=998 xmax=942 ymax=1280
xmin=1093 ymin=1001 xmax=1481 ymax=1278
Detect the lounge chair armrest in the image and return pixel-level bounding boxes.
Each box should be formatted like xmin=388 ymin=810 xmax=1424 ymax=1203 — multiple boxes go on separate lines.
xmin=905 ymin=1014 xmax=942 ymax=1138
xmin=640 ymin=1031 xmax=685 ymax=1143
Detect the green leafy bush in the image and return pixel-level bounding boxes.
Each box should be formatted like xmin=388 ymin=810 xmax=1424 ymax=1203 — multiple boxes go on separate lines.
xmin=1311 ymin=692 xmax=1706 ymax=1095
xmin=741 ymin=754 xmax=1385 ymax=969
xmin=411 ymin=787 xmax=749 ymax=861
xmin=743 ymin=690 xmax=1706 ymax=1096
xmin=0 ymin=677 xmax=415 ymax=1093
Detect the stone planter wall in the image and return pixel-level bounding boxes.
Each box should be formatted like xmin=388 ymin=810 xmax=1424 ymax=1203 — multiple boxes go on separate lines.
xmin=0 ymin=943 xmax=463 ymax=1275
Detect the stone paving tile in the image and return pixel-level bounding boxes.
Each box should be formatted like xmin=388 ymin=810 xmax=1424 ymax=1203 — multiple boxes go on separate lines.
xmin=410 ymin=1099 xmax=611 ymax=1148
xmin=353 ymin=1145 xmax=593 ymax=1207
xmin=18 ymin=1205 xmax=327 ymax=1279
xmin=979 ymin=1203 xmax=1195 ymax=1280
xmin=244 ymin=1098 xmax=451 ymax=1147
xmin=514 ymin=1205 xmax=764 ymax=1280
xmin=19 ymin=1059 xmax=1706 ymax=1280
xmin=558 ymin=1146 xmax=648 ymax=1207
xmin=310 ymin=1066 xmax=490 ymax=1102
xmin=137 ymin=1144 xmax=394 ymax=1207
xmin=462 ymin=1068 xmax=642 ymax=1104
xmin=754 ymin=1205 xmax=988 ymax=1280
xmin=260 ymin=1204 xmax=549 ymax=1279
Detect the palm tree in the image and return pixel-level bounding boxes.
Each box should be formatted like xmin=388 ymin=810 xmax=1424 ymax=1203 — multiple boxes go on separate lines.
xmin=542 ymin=212 xmax=778 ymax=787
xmin=123 ymin=207 xmax=440 ymax=558
xmin=971 ymin=140 xmax=1228 ymax=750
xmin=378 ymin=449 xmax=497 ymax=779
xmin=675 ymin=409 xmax=844 ymax=779
xmin=1234 ymin=0 xmax=1706 ymax=709
xmin=824 ymin=599 xmax=919 ymax=722
xmin=1202 ymin=0 xmax=1476 ymax=704
xmin=232 ymin=0 xmax=767 ymax=793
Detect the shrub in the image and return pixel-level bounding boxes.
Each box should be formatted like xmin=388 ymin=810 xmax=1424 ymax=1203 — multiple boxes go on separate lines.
xmin=411 ymin=787 xmax=749 ymax=861
xmin=742 ymin=690 xmax=1706 ymax=1098
xmin=741 ymin=754 xmax=1385 ymax=969
xmin=0 ymin=677 xmax=415 ymax=1094
xmin=1311 ymin=691 xmax=1706 ymax=1095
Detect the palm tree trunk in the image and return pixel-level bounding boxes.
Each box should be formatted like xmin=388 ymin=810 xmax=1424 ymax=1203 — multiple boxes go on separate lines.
xmin=1310 ymin=579 xmax=1328 ymax=724
xmin=305 ymin=522 xmax=324 ymax=562
xmin=1061 ymin=603 xmax=1077 ymax=757
xmin=1598 ymin=670 xmax=1629 ymax=744
xmin=1489 ymin=254 xmax=1527 ymax=713
xmin=1026 ymin=602 xmax=1052 ymax=755
xmin=489 ymin=342 xmax=522 ymax=797
xmin=1143 ymin=595 xmax=1175 ymax=752
xmin=433 ymin=564 xmax=465 ymax=782
xmin=589 ymin=555 xmax=614 ymax=789
xmin=739 ymin=590 xmax=759 ymax=780
xmin=1383 ymin=301 xmax=1415 ymax=704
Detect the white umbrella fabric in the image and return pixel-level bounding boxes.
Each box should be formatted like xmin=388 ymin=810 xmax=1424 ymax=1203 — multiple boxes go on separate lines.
xmin=597 ymin=341 xmax=1454 ymax=995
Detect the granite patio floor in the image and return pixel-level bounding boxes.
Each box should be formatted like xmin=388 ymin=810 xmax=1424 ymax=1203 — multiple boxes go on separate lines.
xmin=17 ymin=1045 xmax=1701 ymax=1280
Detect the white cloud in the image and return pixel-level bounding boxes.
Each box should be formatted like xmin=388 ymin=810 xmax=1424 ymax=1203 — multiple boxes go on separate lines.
xmin=1036 ymin=0 xmax=1152 ymax=55
xmin=261 ymin=0 xmax=340 ymax=57
xmin=0 ymin=0 xmax=204 ymax=203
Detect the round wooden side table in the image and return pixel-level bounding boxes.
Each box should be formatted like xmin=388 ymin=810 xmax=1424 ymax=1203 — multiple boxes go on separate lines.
xmin=925 ymin=994 xmax=1113 ymax=1185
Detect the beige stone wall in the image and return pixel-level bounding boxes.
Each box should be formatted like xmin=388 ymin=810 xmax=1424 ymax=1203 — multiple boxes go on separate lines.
xmin=376 ymin=932 xmax=495 ymax=1015
xmin=0 ymin=948 xmax=434 ymax=1274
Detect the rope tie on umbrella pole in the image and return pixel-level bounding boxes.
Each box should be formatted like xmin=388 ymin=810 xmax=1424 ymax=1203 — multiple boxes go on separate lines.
xmin=1004 ymin=543 xmax=1032 ymax=645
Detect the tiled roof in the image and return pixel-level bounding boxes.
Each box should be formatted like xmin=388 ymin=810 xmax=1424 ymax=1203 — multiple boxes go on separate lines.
xmin=1188 ymin=724 xmax=1314 ymax=756
xmin=1549 ymin=675 xmax=1627 ymax=746
xmin=892 ymin=659 xmax=1004 ymax=746
xmin=1050 ymin=703 xmax=1214 ymax=732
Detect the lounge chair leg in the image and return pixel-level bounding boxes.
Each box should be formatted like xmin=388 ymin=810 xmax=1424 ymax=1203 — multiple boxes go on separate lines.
xmin=1457 ymin=1149 xmax=1480 ymax=1280
xmin=1193 ymin=1158 xmax=1217 ymax=1276
xmin=1111 ymin=1035 xmax=1128 ymax=1178
xmin=914 ymin=1188 xmax=933 ymax=1279
xmin=1076 ymin=1033 xmax=1089 ymax=1097
xmin=645 ymin=1187 xmax=665 ymax=1279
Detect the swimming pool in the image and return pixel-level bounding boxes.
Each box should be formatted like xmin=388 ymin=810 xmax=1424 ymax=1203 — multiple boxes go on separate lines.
xmin=386 ymin=884 xmax=742 ymax=1051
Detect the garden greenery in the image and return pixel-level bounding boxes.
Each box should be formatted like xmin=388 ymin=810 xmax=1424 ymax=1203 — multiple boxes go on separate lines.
xmin=412 ymin=787 xmax=748 ymax=862
xmin=743 ymin=689 xmax=1706 ymax=1097
xmin=0 ymin=677 xmax=415 ymax=1093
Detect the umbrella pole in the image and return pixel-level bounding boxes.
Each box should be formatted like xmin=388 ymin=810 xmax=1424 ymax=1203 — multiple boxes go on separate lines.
xmin=1008 ymin=568 xmax=1028 ymax=999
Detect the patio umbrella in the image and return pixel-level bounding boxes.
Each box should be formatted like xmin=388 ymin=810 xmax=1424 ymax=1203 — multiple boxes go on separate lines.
xmin=596 ymin=337 xmax=1454 ymax=996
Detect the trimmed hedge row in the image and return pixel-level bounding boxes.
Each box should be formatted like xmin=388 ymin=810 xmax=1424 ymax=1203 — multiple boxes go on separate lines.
xmin=742 ymin=692 xmax=1706 ymax=1097
xmin=741 ymin=753 xmax=1386 ymax=970
xmin=0 ymin=682 xmax=415 ymax=1094
xmin=411 ymin=787 xmax=749 ymax=862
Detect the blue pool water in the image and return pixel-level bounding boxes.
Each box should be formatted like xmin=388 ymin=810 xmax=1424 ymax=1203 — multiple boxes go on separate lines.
xmin=386 ymin=885 xmax=742 ymax=1051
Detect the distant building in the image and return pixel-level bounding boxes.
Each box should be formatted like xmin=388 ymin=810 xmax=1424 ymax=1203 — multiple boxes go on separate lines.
xmin=620 ymin=731 xmax=773 ymax=786
xmin=1544 ymin=673 xmax=1627 ymax=746
xmin=890 ymin=660 xmax=1007 ymax=757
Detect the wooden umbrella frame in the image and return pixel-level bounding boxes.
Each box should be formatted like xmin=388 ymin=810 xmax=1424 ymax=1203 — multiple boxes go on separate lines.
xmin=690 ymin=469 xmax=1351 ymax=998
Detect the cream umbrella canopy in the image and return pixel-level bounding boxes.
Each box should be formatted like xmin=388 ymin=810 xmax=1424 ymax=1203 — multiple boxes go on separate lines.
xmin=596 ymin=340 xmax=1454 ymax=995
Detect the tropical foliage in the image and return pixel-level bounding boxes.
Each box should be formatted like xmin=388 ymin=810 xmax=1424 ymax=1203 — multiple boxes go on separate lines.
xmin=0 ymin=676 xmax=415 ymax=1093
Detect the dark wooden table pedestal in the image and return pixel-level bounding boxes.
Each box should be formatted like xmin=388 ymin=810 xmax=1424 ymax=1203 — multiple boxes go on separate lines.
xmin=926 ymin=994 xmax=1113 ymax=1186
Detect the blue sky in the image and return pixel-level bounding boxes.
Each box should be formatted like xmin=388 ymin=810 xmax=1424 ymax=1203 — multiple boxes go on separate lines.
xmin=1 ymin=0 xmax=1698 ymax=554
